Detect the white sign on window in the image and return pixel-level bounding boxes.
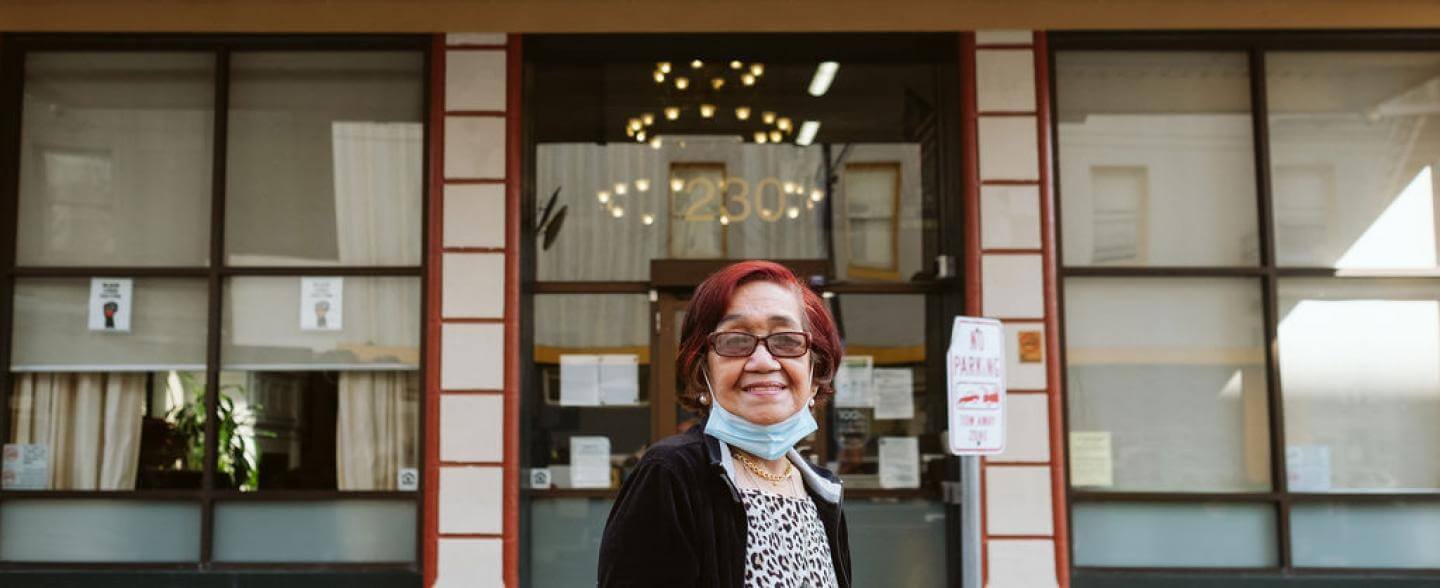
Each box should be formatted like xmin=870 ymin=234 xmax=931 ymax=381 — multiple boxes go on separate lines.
xmin=569 ymin=436 xmax=612 ymax=489
xmin=878 ymin=436 xmax=920 ymax=489
xmin=2 ymin=443 xmax=50 ymax=490
xmin=947 ymin=316 xmax=1006 ymax=455
xmin=299 ymin=277 xmax=343 ymax=331
xmin=834 ymin=355 xmax=874 ymax=408
xmin=88 ymin=278 xmax=133 ymax=333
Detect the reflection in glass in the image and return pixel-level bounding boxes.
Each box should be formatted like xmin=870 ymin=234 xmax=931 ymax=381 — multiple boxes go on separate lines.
xmin=226 ymin=52 xmax=423 ymax=266
xmin=17 ymin=53 xmax=214 ymax=267
xmin=1072 ymin=502 xmax=1278 ymax=567
xmin=1057 ymin=52 xmax=1259 ymax=266
xmin=223 ymin=277 xmax=419 ymax=369
xmin=1267 ymin=53 xmax=1440 ymax=269
xmin=1065 ymin=278 xmax=1270 ymax=492
xmin=1278 ymin=279 xmax=1440 ymax=491
xmin=1292 ymin=502 xmax=1440 ymax=568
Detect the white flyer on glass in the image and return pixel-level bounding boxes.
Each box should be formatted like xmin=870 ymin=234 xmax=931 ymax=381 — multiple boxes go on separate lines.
xmin=299 ymin=277 xmax=343 ymax=331
xmin=946 ymin=316 xmax=1006 ymax=455
xmin=878 ymin=436 xmax=921 ymax=489
xmin=559 ymin=354 xmax=602 ymax=406
xmin=599 ymin=354 xmax=640 ymax=406
xmin=87 ymin=278 xmax=133 ymax=333
xmin=1068 ymin=431 xmax=1114 ymax=487
xmin=872 ymin=368 xmax=915 ymax=420
xmin=834 ymin=355 xmax=875 ymax=408
xmin=2 ymin=443 xmax=50 ymax=490
xmin=569 ymin=436 xmax=612 ymax=489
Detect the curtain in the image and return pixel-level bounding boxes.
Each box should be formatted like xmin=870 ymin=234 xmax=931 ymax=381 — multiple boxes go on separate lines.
xmin=336 ymin=371 xmax=419 ymax=490
xmin=8 ymin=372 xmax=145 ymax=490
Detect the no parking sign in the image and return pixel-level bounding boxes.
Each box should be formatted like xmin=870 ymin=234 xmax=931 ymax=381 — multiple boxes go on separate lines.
xmin=947 ymin=316 xmax=1006 ymax=455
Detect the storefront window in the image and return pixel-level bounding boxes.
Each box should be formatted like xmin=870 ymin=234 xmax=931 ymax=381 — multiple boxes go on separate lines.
xmin=524 ymin=34 xmax=959 ymax=587
xmin=1057 ymin=39 xmax=1440 ymax=576
xmin=0 ymin=38 xmax=426 ymax=568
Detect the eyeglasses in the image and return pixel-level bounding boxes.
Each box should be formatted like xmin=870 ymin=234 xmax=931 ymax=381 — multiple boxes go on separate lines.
xmin=707 ymin=331 xmax=811 ymax=358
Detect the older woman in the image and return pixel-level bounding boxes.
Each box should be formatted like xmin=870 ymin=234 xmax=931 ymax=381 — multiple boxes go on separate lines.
xmin=598 ymin=260 xmax=850 ymax=588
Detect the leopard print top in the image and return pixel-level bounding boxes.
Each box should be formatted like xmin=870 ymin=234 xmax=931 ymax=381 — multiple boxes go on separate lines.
xmin=739 ymin=487 xmax=839 ymax=588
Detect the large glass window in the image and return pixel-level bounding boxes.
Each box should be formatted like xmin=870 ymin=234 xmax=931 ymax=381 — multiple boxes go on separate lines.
xmin=0 ymin=38 xmax=426 ymax=569
xmin=1058 ymin=39 xmax=1440 ymax=576
xmin=523 ymin=34 xmax=959 ymax=588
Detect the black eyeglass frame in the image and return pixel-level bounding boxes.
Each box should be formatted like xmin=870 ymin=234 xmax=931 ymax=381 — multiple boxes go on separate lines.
xmin=706 ymin=331 xmax=812 ymax=358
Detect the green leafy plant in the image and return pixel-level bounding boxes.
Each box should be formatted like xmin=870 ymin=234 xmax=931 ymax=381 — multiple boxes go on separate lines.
xmin=169 ymin=373 xmax=259 ymax=490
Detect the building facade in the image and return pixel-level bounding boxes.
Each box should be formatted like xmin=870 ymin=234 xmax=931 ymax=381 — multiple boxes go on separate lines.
xmin=1 ymin=3 xmax=1438 ymax=587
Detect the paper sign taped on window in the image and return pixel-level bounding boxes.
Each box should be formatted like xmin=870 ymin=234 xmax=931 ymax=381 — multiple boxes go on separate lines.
xmin=2 ymin=443 xmax=50 ymax=490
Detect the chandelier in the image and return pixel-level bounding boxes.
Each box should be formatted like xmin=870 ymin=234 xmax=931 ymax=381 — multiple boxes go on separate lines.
xmin=625 ymin=60 xmax=798 ymax=146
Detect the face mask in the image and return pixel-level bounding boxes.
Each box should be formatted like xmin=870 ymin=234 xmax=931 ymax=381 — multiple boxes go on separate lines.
xmin=702 ymin=363 xmax=818 ymax=461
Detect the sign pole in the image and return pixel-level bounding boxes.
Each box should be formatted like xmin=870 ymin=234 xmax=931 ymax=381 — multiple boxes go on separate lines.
xmin=961 ymin=454 xmax=982 ymax=588
xmin=945 ymin=315 xmax=1006 ymax=588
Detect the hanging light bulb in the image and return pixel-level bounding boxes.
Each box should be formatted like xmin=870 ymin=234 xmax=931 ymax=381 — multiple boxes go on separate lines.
xmin=635 ymin=179 xmax=651 ymax=192
xmin=611 ymin=206 xmax=625 ymax=218
xmin=670 ymin=177 xmax=685 ymax=192
xmin=777 ymin=117 xmax=792 ymax=132
xmin=664 ymin=106 xmax=681 ymax=121
xmin=741 ymin=73 xmax=756 ymax=86
xmin=653 ymin=71 xmax=665 ymax=83
xmin=699 ymin=104 xmax=716 ymax=118
xmin=597 ymin=190 xmax=611 ymax=204
xmin=810 ymin=189 xmax=824 ymax=202
xmin=806 ymin=200 xmax=815 ymax=210
xmin=642 ymin=213 xmax=655 ymax=226
xmin=625 ymin=126 xmax=635 ymax=137
xmin=641 ymin=113 xmax=655 ymax=125
xmin=719 ymin=215 xmax=730 ymax=226
xmin=711 ymin=77 xmax=725 ymax=90
xmin=762 ymin=111 xmax=776 ymax=124
xmin=649 ymin=136 xmax=663 ymax=150
xmin=754 ymin=131 xmax=768 ymax=144
xmin=730 ymin=60 xmax=743 ymax=70
xmin=614 ymin=182 xmax=628 ymax=195
xmin=783 ymin=181 xmax=797 ymax=194
xmin=749 ymin=63 xmax=765 ymax=77
xmin=787 ymin=206 xmax=800 ymax=219
xmin=628 ymin=118 xmax=643 ymax=132
xmin=735 ymin=106 xmax=751 ymax=120
xmin=674 ymin=77 xmax=689 ymax=90
xmin=769 ymin=130 xmax=782 ymax=143
xmin=690 ymin=59 xmax=703 ymax=69
xmin=636 ymin=130 xmax=647 ymax=142
xmin=657 ymin=62 xmax=672 ymax=74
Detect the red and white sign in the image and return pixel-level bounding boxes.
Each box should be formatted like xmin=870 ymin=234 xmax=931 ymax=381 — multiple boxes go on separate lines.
xmin=947 ymin=316 xmax=1006 ymax=455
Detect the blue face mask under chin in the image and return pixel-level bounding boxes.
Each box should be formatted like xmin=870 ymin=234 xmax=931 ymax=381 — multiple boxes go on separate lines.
xmin=702 ymin=364 xmax=818 ymax=461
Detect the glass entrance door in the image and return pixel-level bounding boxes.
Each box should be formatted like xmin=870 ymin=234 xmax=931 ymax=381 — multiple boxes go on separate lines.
xmin=522 ymin=33 xmax=964 ymax=587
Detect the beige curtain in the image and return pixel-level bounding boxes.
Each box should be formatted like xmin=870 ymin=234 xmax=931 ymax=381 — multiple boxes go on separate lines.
xmin=336 ymin=371 xmax=419 ymax=490
xmin=9 ymin=372 xmax=145 ymax=490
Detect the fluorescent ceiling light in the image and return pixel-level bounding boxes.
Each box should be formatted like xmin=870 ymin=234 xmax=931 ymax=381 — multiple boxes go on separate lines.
xmin=796 ymin=121 xmax=820 ymax=145
xmin=808 ymin=61 xmax=839 ymax=97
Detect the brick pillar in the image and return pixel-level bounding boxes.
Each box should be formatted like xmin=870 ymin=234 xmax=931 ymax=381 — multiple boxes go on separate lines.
xmin=425 ymin=32 xmax=519 ymax=588
xmin=964 ymin=30 xmax=1069 ymax=588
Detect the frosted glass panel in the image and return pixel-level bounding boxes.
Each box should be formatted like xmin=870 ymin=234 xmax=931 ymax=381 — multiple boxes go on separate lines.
xmin=222 ymin=277 xmax=420 ymax=369
xmin=1278 ymin=279 xmax=1440 ymax=491
xmin=226 ymin=52 xmax=423 ymax=266
xmin=1292 ymin=502 xmax=1440 ymax=568
xmin=846 ymin=500 xmax=946 ymax=587
xmin=1267 ymin=53 xmax=1440 ymax=269
xmin=0 ymin=500 xmax=199 ymax=561
xmin=529 ymin=498 xmax=610 ymax=587
xmin=212 ymin=500 xmax=415 ymax=562
xmin=1072 ymin=502 xmax=1277 ymax=567
xmin=1057 ymin=52 xmax=1259 ymax=266
xmin=1065 ymin=278 xmax=1270 ymax=492
xmin=17 ymin=52 xmax=213 ymax=267
xmin=12 ymin=278 xmax=208 ymax=371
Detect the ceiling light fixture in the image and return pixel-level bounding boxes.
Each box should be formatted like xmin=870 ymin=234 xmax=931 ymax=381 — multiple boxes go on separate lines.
xmin=808 ymin=61 xmax=839 ymax=97
xmin=735 ymin=106 xmax=751 ymax=120
xmin=635 ymin=179 xmax=651 ymax=192
xmin=796 ymin=120 xmax=820 ymax=146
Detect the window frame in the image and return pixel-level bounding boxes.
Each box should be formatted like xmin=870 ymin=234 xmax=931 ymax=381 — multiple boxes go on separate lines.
xmin=0 ymin=33 xmax=432 ymax=573
xmin=1051 ymin=29 xmax=1440 ymax=580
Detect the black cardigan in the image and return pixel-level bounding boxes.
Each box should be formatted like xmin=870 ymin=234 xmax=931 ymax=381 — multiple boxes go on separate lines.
xmin=597 ymin=426 xmax=852 ymax=587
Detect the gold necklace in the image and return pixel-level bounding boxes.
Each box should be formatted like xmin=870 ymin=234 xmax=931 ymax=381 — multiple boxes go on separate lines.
xmin=734 ymin=450 xmax=793 ymax=485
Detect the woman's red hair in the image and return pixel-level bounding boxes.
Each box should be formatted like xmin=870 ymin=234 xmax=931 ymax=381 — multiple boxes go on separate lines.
xmin=676 ymin=260 xmax=842 ymax=415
